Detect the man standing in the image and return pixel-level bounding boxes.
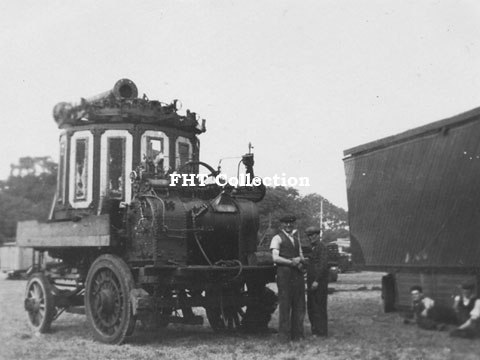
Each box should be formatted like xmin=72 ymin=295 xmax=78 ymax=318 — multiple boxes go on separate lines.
xmin=305 ymin=226 xmax=329 ymax=337
xmin=270 ymin=215 xmax=305 ymax=341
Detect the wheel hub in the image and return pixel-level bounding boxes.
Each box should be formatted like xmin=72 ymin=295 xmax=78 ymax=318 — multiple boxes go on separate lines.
xmin=99 ymin=289 xmax=115 ymax=315
xmin=24 ymin=298 xmax=41 ymax=312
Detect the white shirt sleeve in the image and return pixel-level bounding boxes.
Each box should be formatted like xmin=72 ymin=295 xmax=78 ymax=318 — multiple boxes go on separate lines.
xmin=423 ymin=297 xmax=435 ymax=310
xmin=270 ymin=235 xmax=282 ymax=251
xmin=470 ymin=299 xmax=480 ymax=320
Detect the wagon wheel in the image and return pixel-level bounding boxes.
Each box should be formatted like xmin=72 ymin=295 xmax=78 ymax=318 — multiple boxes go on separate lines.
xmin=24 ymin=273 xmax=55 ymax=333
xmin=205 ymin=288 xmax=244 ymax=332
xmin=85 ymin=254 xmax=136 ymax=344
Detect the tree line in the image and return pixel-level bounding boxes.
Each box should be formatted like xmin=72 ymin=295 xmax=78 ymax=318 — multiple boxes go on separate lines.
xmin=257 ymin=186 xmax=348 ymax=244
xmin=0 ymin=157 xmax=57 ymax=243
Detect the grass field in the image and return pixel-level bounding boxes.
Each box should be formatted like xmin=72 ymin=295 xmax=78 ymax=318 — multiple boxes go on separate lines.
xmin=1 ymin=272 xmax=479 ymax=360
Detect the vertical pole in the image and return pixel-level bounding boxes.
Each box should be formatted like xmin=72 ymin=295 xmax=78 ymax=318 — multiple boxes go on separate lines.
xmin=320 ymin=198 xmax=324 ymax=241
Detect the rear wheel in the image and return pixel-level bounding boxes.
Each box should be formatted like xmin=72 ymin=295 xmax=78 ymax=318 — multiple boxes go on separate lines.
xmin=24 ymin=273 xmax=55 ymax=333
xmin=205 ymin=287 xmax=243 ymax=332
xmin=205 ymin=285 xmax=277 ymax=333
xmin=85 ymin=254 xmax=135 ymax=344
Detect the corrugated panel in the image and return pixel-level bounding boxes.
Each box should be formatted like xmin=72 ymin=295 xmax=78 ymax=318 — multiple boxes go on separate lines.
xmin=345 ymin=117 xmax=480 ymax=269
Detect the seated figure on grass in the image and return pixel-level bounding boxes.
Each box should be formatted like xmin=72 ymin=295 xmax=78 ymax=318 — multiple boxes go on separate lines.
xmin=450 ymin=282 xmax=480 ymax=339
xmin=405 ymin=285 xmax=456 ymax=331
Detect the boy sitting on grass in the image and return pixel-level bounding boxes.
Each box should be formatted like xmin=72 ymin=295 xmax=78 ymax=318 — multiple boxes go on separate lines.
xmin=404 ymin=285 xmax=455 ymax=331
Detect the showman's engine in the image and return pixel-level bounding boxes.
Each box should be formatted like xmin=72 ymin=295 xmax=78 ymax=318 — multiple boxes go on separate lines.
xmin=18 ymin=79 xmax=276 ymax=344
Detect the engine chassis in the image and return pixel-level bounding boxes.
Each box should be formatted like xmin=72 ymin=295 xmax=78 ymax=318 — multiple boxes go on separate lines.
xmin=24 ymin=249 xmax=276 ymax=344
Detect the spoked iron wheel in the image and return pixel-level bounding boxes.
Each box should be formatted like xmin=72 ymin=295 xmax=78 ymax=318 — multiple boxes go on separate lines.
xmin=205 ymin=287 xmax=245 ymax=332
xmin=24 ymin=273 xmax=55 ymax=333
xmin=85 ymin=254 xmax=136 ymax=344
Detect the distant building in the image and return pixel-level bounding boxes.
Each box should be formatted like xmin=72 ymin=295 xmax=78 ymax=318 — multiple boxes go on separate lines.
xmin=332 ymin=237 xmax=350 ymax=252
xmin=10 ymin=156 xmax=55 ymax=177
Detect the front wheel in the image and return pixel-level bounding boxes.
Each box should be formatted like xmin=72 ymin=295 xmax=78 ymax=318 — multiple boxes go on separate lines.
xmin=24 ymin=273 xmax=55 ymax=333
xmin=85 ymin=254 xmax=135 ymax=344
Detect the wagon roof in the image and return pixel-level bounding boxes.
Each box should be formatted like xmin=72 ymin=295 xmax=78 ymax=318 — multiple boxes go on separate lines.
xmin=343 ymin=106 xmax=480 ymax=157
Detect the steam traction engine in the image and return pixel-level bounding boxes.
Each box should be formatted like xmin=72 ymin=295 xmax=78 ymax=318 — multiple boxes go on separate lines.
xmin=18 ymin=79 xmax=276 ymax=344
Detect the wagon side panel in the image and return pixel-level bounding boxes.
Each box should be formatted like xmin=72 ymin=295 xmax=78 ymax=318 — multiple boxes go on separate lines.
xmin=345 ymin=117 xmax=480 ymax=269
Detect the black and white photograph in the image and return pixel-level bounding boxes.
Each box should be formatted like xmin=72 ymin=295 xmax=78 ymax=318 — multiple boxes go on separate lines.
xmin=1 ymin=1 xmax=480 ymax=359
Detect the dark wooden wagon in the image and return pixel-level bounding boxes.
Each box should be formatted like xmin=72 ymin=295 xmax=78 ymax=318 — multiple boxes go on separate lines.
xmin=344 ymin=107 xmax=480 ymax=311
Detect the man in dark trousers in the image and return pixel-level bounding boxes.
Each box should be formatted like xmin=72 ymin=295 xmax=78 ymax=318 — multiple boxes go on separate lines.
xmin=270 ymin=215 xmax=305 ymax=341
xmin=305 ymin=226 xmax=329 ymax=337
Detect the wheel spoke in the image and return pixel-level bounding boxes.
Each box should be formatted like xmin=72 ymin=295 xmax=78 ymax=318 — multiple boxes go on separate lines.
xmin=33 ymin=283 xmax=40 ymax=299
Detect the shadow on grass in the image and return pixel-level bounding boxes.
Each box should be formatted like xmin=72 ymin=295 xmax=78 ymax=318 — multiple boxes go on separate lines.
xmin=128 ymin=324 xmax=277 ymax=346
xmin=47 ymin=313 xmax=278 ymax=347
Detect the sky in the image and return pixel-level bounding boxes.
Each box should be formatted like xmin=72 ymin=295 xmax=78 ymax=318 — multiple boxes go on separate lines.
xmin=1 ymin=0 xmax=480 ymax=209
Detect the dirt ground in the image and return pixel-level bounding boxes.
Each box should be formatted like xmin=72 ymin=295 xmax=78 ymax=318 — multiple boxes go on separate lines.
xmin=1 ymin=272 xmax=479 ymax=360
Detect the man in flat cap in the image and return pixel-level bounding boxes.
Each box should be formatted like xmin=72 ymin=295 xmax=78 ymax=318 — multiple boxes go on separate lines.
xmin=305 ymin=226 xmax=329 ymax=337
xmin=270 ymin=215 xmax=306 ymax=341
xmin=450 ymin=282 xmax=480 ymax=338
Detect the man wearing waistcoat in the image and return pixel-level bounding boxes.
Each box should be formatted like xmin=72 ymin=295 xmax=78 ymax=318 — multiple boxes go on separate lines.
xmin=450 ymin=282 xmax=480 ymax=338
xmin=270 ymin=215 xmax=306 ymax=341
